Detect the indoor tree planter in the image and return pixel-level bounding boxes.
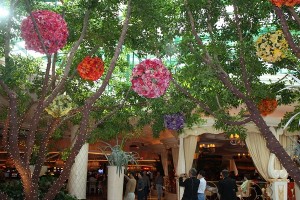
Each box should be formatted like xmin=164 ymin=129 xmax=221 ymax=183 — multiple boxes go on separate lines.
xmin=101 ymin=141 xmax=138 ymax=200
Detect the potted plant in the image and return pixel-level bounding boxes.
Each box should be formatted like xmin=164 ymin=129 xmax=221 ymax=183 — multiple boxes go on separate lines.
xmin=100 ymin=140 xmax=138 ymax=200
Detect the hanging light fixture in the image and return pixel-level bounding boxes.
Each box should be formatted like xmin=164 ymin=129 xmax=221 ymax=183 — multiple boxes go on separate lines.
xmin=229 ymin=134 xmax=245 ymax=146
xmin=236 ymin=153 xmax=251 ymax=159
xmin=199 ymin=143 xmax=216 ymax=153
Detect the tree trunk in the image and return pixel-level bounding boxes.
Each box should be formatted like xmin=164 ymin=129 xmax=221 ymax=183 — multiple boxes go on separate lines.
xmin=249 ymin=104 xmax=300 ymax=187
xmin=23 ymin=179 xmax=39 ymax=200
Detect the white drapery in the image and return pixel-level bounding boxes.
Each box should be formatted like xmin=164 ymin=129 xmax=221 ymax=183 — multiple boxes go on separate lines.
xmin=172 ymin=147 xmax=179 ymax=174
xmin=161 ymin=149 xmax=169 ymax=176
xmin=245 ymin=131 xmax=269 ymax=181
xmin=246 ymin=128 xmax=296 ymax=181
xmin=177 ymin=137 xmax=185 ymax=200
xmin=183 ymin=135 xmax=198 ymax=174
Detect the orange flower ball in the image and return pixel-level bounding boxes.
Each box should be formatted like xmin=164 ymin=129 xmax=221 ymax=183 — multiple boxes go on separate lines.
xmin=258 ymin=98 xmax=278 ymax=116
xmin=77 ymin=56 xmax=105 ymax=81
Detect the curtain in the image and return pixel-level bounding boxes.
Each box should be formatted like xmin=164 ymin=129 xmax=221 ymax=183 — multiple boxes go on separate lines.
xmin=177 ymin=137 xmax=185 ymax=200
xmin=161 ymin=149 xmax=169 ymax=177
xmin=183 ymin=135 xmax=197 ymax=174
xmin=245 ymin=132 xmax=269 ymax=181
xmin=246 ymin=128 xmax=294 ymax=181
xmin=172 ymin=147 xmax=179 ymax=174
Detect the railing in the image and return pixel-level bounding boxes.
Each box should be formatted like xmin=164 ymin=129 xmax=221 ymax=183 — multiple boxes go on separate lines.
xmin=205 ymin=181 xmax=272 ymax=200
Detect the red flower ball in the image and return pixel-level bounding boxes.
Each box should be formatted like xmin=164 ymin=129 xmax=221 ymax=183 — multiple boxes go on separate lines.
xmin=269 ymin=0 xmax=300 ymax=7
xmin=77 ymin=56 xmax=105 ymax=81
xmin=258 ymin=98 xmax=278 ymax=116
xmin=21 ymin=10 xmax=68 ymax=54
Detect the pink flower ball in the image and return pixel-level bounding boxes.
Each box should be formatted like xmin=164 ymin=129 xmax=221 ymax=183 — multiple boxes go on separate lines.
xmin=131 ymin=59 xmax=171 ymax=98
xmin=21 ymin=10 xmax=68 ymax=54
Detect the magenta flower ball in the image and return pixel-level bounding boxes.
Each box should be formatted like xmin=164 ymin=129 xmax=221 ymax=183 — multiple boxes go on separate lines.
xmin=131 ymin=59 xmax=171 ymax=98
xmin=21 ymin=10 xmax=68 ymax=54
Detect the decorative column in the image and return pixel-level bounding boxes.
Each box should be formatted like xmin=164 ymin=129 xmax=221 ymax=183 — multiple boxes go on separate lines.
xmin=107 ymin=166 xmax=124 ymax=200
xmin=269 ymin=179 xmax=288 ymax=200
xmin=267 ymin=127 xmax=288 ymax=200
xmin=67 ymin=125 xmax=89 ymax=199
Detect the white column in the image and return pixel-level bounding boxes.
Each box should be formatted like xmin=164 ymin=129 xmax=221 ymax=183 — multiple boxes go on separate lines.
xmin=177 ymin=136 xmax=185 ymax=200
xmin=107 ymin=166 xmax=124 ymax=200
xmin=269 ymin=180 xmax=288 ymax=200
xmin=67 ymin=125 xmax=89 ymax=199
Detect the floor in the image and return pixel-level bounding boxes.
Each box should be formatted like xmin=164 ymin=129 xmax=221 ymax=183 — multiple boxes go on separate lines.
xmin=86 ymin=192 xmax=168 ymax=200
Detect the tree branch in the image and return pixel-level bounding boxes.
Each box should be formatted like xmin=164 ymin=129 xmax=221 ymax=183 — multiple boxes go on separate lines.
xmin=44 ymin=1 xmax=132 ymax=198
xmin=171 ymin=77 xmax=251 ymax=126
xmin=88 ymin=0 xmax=132 ymax=103
xmin=185 ymin=0 xmax=249 ymax=102
xmin=274 ymin=6 xmax=300 ymax=58
xmin=44 ymin=9 xmax=92 ymax=109
xmin=232 ymin=0 xmax=252 ymax=95
xmin=170 ymin=77 xmax=213 ymax=114
xmin=92 ymin=87 xmax=131 ymax=129
xmin=287 ymin=7 xmax=300 ymax=27
xmin=24 ymin=0 xmax=51 ymax=58
xmin=32 ymin=118 xmax=60 ymax=183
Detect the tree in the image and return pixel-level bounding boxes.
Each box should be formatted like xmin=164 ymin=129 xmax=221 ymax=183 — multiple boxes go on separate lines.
xmin=168 ymin=0 xmax=300 ymax=186
xmin=0 ymin=0 xmax=134 ymax=199
xmin=1 ymin=0 xmax=300 ymax=199
xmin=0 ymin=0 xmax=181 ymax=199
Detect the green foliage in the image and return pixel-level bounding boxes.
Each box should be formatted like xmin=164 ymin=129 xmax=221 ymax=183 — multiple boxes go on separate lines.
xmin=0 ymin=176 xmax=78 ymax=200
xmin=101 ymin=141 xmax=138 ymax=176
xmin=0 ymin=180 xmax=24 ymax=199
xmin=0 ymin=55 xmax=42 ymax=88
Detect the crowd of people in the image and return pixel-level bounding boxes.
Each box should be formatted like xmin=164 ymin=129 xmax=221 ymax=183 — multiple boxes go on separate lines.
xmin=123 ymin=171 xmax=164 ymax=200
xmin=179 ymin=168 xmax=251 ymax=200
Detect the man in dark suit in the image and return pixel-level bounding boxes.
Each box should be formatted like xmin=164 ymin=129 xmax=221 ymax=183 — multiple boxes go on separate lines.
xmin=179 ymin=168 xmax=200 ymax=200
xmin=217 ymin=169 xmax=238 ymax=200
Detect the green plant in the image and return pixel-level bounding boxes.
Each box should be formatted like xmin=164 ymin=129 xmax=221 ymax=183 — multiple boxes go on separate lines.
xmin=30 ymin=144 xmax=40 ymax=165
xmin=100 ymin=140 xmax=139 ymax=176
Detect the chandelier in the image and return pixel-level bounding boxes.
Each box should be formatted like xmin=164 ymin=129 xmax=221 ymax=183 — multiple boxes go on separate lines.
xmin=199 ymin=143 xmax=216 ymax=153
xmin=229 ymin=134 xmax=245 ymax=146
xmin=235 ymin=153 xmax=251 ymax=159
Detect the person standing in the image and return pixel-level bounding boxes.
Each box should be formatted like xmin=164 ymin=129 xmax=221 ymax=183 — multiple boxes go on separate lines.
xmin=197 ymin=170 xmax=206 ymax=200
xmin=155 ymin=171 xmax=164 ymax=200
xmin=179 ymin=168 xmax=200 ymax=200
xmin=137 ymin=172 xmax=145 ymax=200
xmin=217 ymin=169 xmax=238 ymax=200
xmin=124 ymin=172 xmax=137 ymax=200
xmin=142 ymin=171 xmax=151 ymax=199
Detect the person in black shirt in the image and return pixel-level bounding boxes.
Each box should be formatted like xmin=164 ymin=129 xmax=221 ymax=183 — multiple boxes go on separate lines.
xmin=217 ymin=169 xmax=238 ymax=200
xmin=179 ymin=168 xmax=200 ymax=200
xmin=137 ymin=172 xmax=145 ymax=200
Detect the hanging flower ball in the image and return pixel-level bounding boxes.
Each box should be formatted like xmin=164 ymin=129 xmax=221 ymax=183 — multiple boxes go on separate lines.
xmin=20 ymin=10 xmax=68 ymax=54
xmin=164 ymin=113 xmax=185 ymax=131
xmin=45 ymin=95 xmax=73 ymax=118
xmin=77 ymin=56 xmax=105 ymax=81
xmin=131 ymin=59 xmax=171 ymax=98
xmin=255 ymin=30 xmax=288 ymax=63
xmin=269 ymin=0 xmax=300 ymax=7
xmin=257 ymin=98 xmax=278 ymax=116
